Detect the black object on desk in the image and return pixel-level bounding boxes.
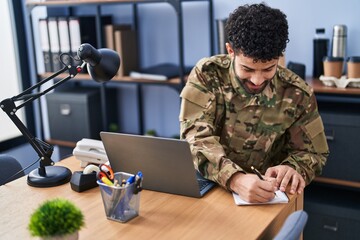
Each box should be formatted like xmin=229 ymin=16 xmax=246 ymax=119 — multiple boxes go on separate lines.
xmin=70 ymin=171 xmax=98 ymax=192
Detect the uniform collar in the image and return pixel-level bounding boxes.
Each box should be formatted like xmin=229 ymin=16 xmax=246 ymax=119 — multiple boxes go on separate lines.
xmin=229 ymin=58 xmax=277 ymax=108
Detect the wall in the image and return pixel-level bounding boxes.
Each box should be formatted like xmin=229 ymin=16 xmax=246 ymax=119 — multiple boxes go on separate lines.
xmin=0 ymin=0 xmax=26 ymax=142
xmin=27 ymin=0 xmax=360 ymax=138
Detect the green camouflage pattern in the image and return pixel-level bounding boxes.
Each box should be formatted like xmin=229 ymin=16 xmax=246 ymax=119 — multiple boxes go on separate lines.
xmin=179 ymin=54 xmax=329 ymax=190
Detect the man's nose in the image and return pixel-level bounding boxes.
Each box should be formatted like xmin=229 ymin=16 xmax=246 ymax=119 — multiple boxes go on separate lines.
xmin=250 ymin=72 xmax=265 ymax=86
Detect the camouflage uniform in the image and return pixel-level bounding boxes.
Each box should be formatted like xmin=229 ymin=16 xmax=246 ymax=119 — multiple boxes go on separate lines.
xmin=179 ymin=54 xmax=329 ymax=190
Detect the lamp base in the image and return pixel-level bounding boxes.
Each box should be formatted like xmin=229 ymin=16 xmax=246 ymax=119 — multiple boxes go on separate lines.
xmin=27 ymin=166 xmax=72 ymax=187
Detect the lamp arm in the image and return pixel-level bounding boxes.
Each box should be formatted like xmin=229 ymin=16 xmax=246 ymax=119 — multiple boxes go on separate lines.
xmin=0 ymin=62 xmax=85 ymax=176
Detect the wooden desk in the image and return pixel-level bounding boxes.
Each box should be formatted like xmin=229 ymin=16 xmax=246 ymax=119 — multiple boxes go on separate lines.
xmin=307 ymin=78 xmax=360 ymax=95
xmin=0 ymin=157 xmax=303 ymax=239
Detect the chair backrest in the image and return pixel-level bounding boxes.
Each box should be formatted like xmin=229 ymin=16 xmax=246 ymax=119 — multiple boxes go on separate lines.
xmin=274 ymin=210 xmax=308 ymax=240
xmin=0 ymin=154 xmax=25 ymax=185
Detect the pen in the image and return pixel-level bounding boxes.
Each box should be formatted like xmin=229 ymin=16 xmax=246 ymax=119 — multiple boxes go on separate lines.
xmin=251 ymin=166 xmax=278 ymax=197
xmin=125 ymin=175 xmax=135 ymax=186
xmin=251 ymin=166 xmax=264 ymax=180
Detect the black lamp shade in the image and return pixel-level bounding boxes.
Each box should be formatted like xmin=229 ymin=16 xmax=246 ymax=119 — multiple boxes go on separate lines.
xmin=87 ymin=48 xmax=120 ymax=82
xmin=78 ymin=43 xmax=121 ymax=83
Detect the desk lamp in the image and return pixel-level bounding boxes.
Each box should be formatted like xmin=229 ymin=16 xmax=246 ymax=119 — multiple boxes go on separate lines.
xmin=0 ymin=43 xmax=120 ymax=187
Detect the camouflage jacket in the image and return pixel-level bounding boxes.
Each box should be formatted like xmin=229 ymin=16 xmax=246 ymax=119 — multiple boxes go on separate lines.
xmin=179 ymin=54 xmax=329 ymax=190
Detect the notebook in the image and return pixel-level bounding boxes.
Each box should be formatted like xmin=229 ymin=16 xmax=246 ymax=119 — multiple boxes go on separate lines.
xmin=100 ymin=132 xmax=215 ymax=198
xmin=232 ymin=190 xmax=289 ymax=205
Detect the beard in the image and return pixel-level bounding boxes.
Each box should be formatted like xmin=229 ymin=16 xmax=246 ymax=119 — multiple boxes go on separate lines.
xmin=236 ymin=75 xmax=272 ymax=95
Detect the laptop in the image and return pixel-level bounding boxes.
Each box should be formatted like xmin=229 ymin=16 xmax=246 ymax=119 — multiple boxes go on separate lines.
xmin=100 ymin=132 xmax=215 ymax=198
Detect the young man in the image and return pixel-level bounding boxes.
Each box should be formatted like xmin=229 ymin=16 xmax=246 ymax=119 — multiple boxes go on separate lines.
xmin=179 ymin=3 xmax=329 ymax=203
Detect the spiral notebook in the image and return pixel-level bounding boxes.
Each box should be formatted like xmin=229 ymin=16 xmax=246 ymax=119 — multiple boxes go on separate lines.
xmin=233 ymin=190 xmax=288 ymax=205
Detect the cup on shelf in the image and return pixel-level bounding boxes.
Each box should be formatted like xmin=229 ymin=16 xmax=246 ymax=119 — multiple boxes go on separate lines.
xmin=347 ymin=56 xmax=360 ymax=79
xmin=323 ymin=56 xmax=344 ymax=78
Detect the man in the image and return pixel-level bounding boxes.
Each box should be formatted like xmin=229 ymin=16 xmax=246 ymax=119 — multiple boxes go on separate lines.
xmin=179 ymin=3 xmax=329 ymax=203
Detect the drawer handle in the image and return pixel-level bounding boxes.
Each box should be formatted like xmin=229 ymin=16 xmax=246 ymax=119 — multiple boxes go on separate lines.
xmin=325 ymin=129 xmax=335 ymax=141
xmin=323 ymin=224 xmax=338 ymax=232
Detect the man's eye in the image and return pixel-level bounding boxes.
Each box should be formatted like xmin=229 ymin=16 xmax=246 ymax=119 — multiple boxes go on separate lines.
xmin=264 ymin=68 xmax=273 ymax=72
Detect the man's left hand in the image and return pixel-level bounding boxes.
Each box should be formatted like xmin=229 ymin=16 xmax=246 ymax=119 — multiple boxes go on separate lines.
xmin=264 ymin=165 xmax=305 ymax=195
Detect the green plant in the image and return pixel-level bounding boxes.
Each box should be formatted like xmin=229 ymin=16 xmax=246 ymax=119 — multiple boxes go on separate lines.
xmin=28 ymin=198 xmax=84 ymax=237
xmin=145 ymin=129 xmax=157 ymax=136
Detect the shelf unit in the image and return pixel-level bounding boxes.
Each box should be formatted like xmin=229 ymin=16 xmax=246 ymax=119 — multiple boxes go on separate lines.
xmin=305 ymin=78 xmax=360 ymax=239
xmin=25 ymin=0 xmax=214 ymax=144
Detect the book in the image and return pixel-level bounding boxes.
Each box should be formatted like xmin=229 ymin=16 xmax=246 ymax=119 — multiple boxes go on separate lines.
xmin=107 ymin=25 xmax=138 ymax=76
xmin=38 ymin=18 xmax=52 ymax=72
xmin=232 ymin=190 xmax=289 ymax=205
xmin=104 ymin=24 xmax=131 ymax=51
xmin=130 ymin=63 xmax=193 ymax=81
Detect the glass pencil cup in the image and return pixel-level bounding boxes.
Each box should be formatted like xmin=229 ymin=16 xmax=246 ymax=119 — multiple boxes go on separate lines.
xmin=98 ymin=172 xmax=141 ymax=223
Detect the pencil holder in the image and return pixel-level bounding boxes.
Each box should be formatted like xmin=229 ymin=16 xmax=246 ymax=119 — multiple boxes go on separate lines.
xmin=98 ymin=172 xmax=141 ymax=223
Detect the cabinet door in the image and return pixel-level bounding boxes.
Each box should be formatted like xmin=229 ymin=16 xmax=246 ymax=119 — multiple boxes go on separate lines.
xmin=320 ymin=111 xmax=360 ymax=183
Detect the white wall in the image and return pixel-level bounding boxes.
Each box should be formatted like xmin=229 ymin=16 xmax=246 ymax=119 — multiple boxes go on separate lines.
xmin=0 ymin=0 xmax=26 ymax=142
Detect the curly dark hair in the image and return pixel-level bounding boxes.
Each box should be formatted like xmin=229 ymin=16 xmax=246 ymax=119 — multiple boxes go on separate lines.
xmin=225 ymin=3 xmax=289 ymax=62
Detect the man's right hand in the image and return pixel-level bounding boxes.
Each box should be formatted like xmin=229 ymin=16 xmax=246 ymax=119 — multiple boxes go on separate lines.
xmin=229 ymin=172 xmax=278 ymax=203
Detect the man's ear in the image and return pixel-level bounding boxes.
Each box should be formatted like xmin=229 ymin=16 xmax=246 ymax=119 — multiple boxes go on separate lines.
xmin=226 ymin=42 xmax=234 ymax=57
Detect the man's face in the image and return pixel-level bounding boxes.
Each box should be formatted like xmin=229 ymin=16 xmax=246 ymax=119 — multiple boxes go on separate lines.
xmin=233 ymin=54 xmax=278 ymax=95
xmin=226 ymin=44 xmax=278 ymax=95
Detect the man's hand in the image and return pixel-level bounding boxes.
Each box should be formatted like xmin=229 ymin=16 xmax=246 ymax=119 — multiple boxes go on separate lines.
xmin=229 ymin=172 xmax=277 ymax=203
xmin=265 ymin=165 xmax=305 ymax=195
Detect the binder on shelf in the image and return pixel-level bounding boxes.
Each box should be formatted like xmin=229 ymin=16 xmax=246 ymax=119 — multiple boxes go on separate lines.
xmin=48 ymin=17 xmax=62 ymax=72
xmin=38 ymin=18 xmax=52 ymax=73
xmin=57 ymin=17 xmax=72 ymax=66
xmin=114 ymin=27 xmax=139 ymax=76
xmin=216 ymin=18 xmax=228 ymax=54
xmin=68 ymin=16 xmax=112 ymax=70
xmin=68 ymin=17 xmax=82 ymax=67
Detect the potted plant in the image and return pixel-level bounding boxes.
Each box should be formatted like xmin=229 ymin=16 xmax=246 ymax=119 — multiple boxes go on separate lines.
xmin=28 ymin=198 xmax=85 ymax=240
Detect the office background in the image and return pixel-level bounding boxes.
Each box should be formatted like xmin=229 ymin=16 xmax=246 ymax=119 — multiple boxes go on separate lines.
xmin=1 ymin=1 xmax=360 ymax=238
xmin=23 ymin=0 xmax=359 ymax=141
xmin=0 ymin=0 xmax=359 ymax=154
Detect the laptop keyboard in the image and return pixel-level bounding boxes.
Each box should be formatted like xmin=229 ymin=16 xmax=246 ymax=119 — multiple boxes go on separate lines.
xmin=198 ymin=179 xmax=210 ymax=191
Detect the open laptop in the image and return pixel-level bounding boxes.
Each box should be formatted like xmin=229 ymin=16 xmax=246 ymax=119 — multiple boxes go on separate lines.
xmin=100 ymin=132 xmax=215 ymax=198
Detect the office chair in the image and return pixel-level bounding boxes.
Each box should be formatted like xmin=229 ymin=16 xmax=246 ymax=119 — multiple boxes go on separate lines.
xmin=274 ymin=210 xmax=308 ymax=240
xmin=0 ymin=154 xmax=25 ymax=185
xmin=287 ymin=61 xmax=306 ymax=80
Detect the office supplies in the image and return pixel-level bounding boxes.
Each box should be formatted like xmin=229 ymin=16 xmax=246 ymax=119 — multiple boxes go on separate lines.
xmin=73 ymin=138 xmax=109 ymax=167
xmin=232 ymin=190 xmax=288 ymax=205
xmin=251 ymin=166 xmax=264 ymax=180
xmin=98 ymin=172 xmax=141 ymax=223
xmin=99 ymin=164 xmax=114 ymax=181
xmin=100 ymin=132 xmax=215 ymax=198
xmin=70 ymin=171 xmax=98 ymax=192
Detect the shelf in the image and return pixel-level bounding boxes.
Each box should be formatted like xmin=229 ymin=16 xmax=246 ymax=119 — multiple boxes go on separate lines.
xmin=307 ymin=78 xmax=360 ymax=95
xmin=46 ymin=139 xmax=76 ymax=148
xmin=40 ymin=72 xmax=186 ymax=86
xmin=27 ymin=0 xmax=211 ymax=5
xmin=315 ymin=177 xmax=360 ymax=189
xmin=27 ymin=0 xmax=213 ymax=140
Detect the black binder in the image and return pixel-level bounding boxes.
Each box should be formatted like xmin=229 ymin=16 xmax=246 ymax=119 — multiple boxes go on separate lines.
xmin=68 ymin=16 xmax=112 ymax=70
